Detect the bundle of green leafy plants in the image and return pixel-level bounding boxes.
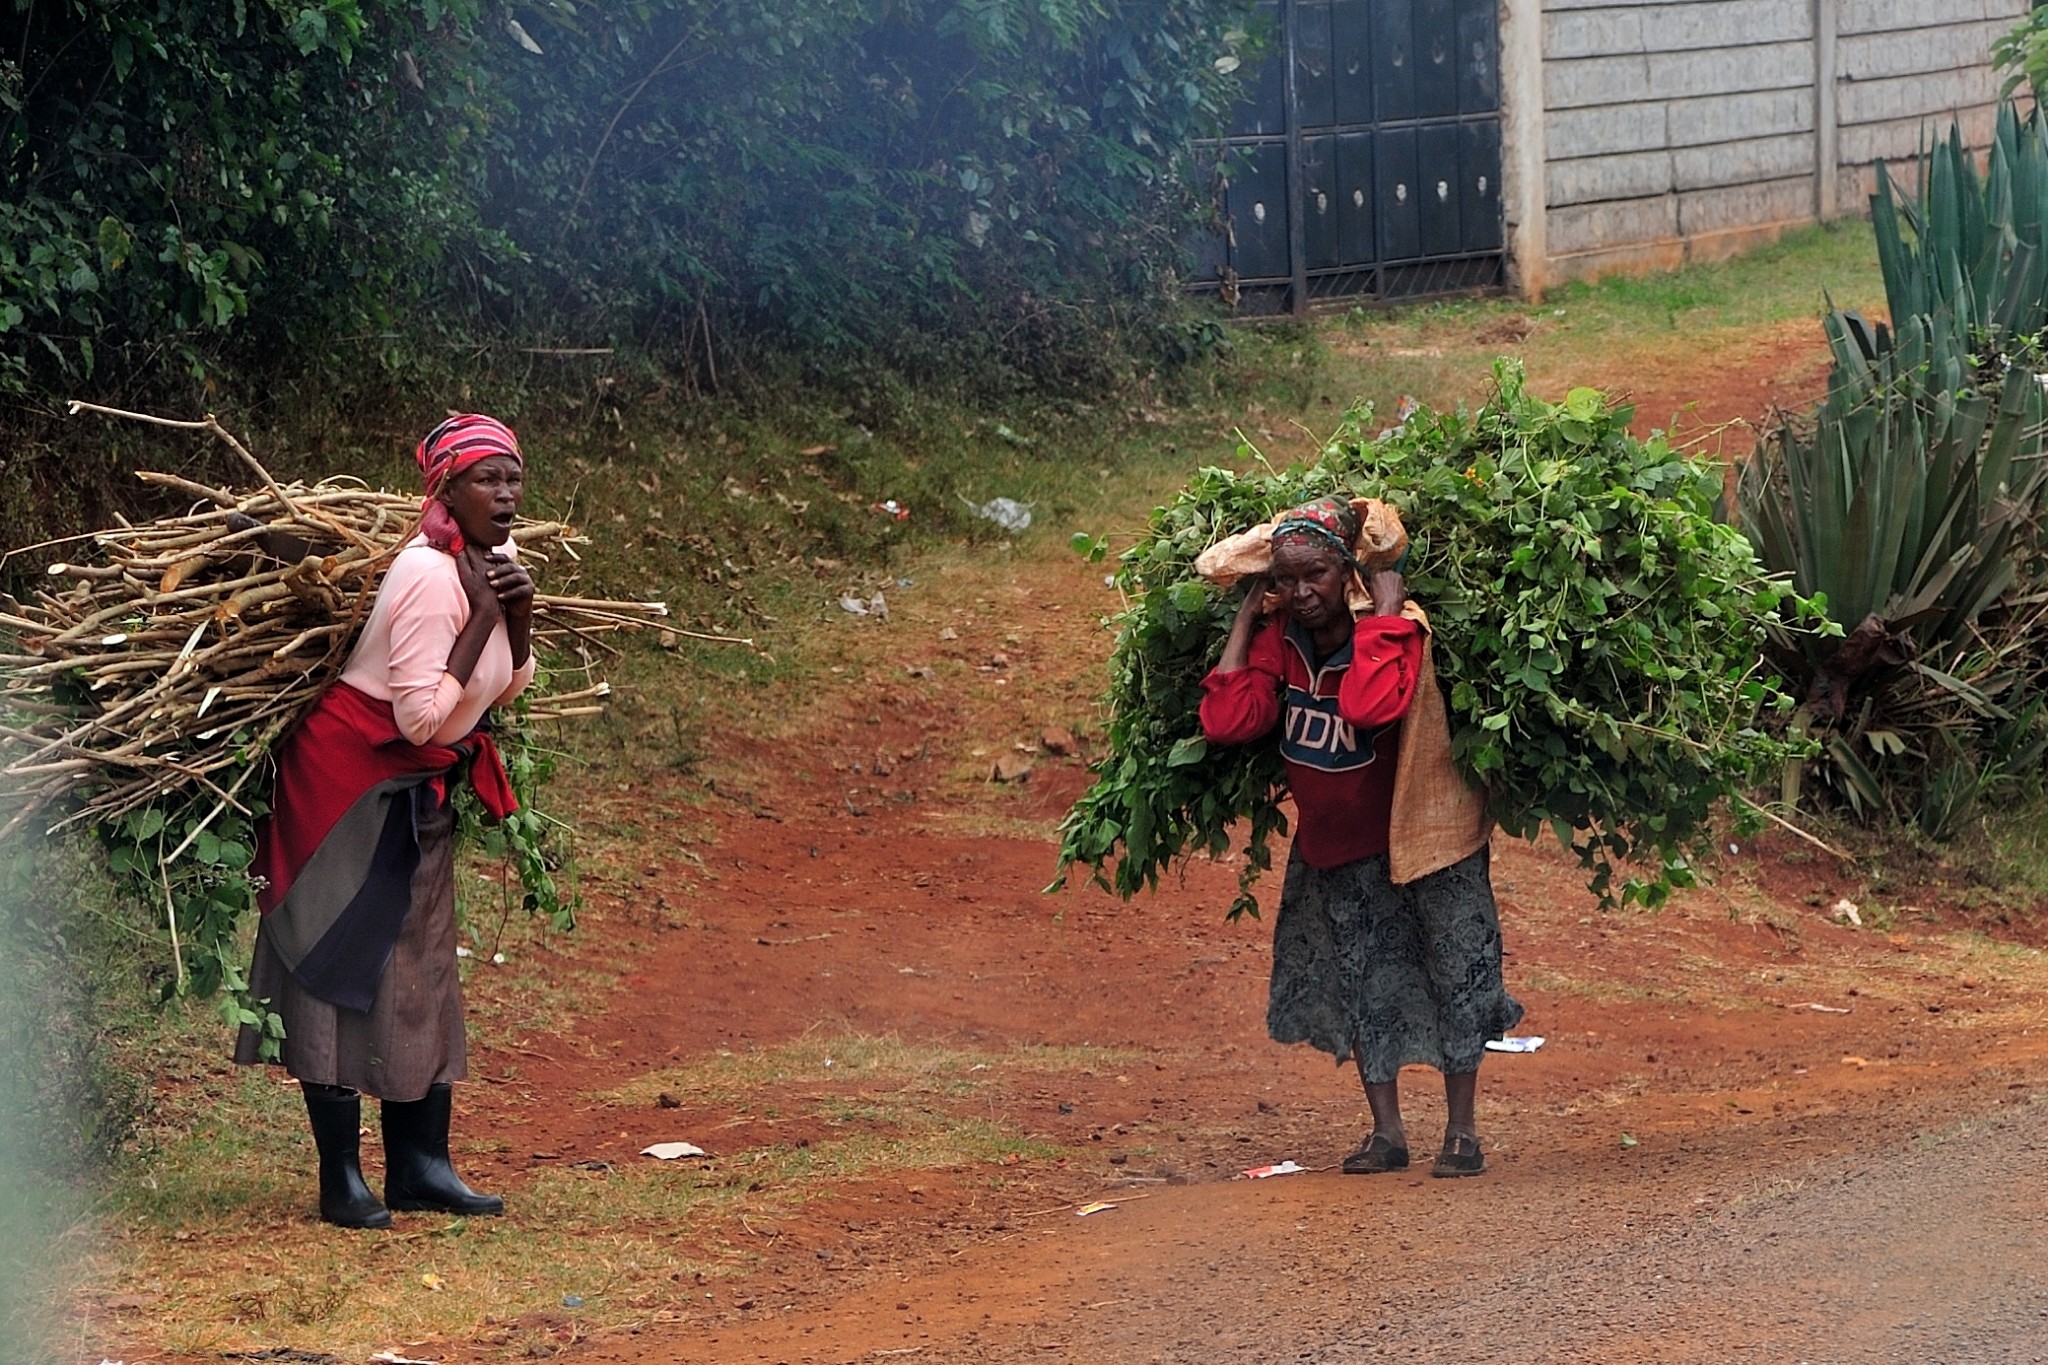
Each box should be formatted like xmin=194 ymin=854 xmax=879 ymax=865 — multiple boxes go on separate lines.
xmin=1055 ymin=362 xmax=1826 ymax=915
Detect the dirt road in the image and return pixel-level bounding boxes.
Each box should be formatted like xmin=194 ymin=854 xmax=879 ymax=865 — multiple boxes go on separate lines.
xmin=531 ymin=325 xmax=2047 ymax=1365
xmin=87 ymin=317 xmax=2048 ymax=1365
xmin=522 ymin=749 xmax=2048 ymax=1365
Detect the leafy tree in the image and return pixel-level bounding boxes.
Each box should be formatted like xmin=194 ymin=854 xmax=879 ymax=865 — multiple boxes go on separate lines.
xmin=482 ymin=1 xmax=1251 ymax=354
xmin=0 ymin=0 xmax=1255 ymax=395
xmin=0 ymin=0 xmax=507 ymax=392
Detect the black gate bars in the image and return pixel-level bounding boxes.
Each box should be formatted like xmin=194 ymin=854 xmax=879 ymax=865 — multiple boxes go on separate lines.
xmin=1193 ymin=0 xmax=1507 ymax=314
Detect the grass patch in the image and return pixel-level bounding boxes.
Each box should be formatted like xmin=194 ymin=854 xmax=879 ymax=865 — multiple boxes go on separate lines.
xmin=1517 ymin=968 xmax=1730 ymax=1010
xmin=605 ymin=1032 xmax=1141 ymax=1109
xmin=1540 ymin=221 xmax=1885 ymax=332
xmin=102 ymin=1030 xmax=1093 ymax=1357
xmin=1316 ymin=220 xmax=1881 ymax=431
xmin=116 ymin=1115 xmax=1062 ymax=1357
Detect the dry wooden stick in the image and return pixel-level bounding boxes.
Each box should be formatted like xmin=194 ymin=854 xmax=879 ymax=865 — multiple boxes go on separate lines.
xmin=68 ymin=400 xmax=304 ymax=520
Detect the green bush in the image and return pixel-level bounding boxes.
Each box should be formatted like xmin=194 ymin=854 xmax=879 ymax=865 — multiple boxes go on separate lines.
xmin=0 ymin=0 xmax=505 ymax=390
xmin=1994 ymin=4 xmax=2048 ymax=106
xmin=1056 ymin=362 xmax=1821 ymax=915
xmin=0 ymin=0 xmax=1258 ymax=396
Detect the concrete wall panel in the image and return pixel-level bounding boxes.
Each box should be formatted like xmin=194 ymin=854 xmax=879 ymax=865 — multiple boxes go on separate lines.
xmin=1676 ymin=174 xmax=1814 ymax=233
xmin=1673 ymin=131 xmax=1814 ymax=189
xmin=1547 ymin=102 xmax=1671 ymax=158
xmin=1519 ymin=0 xmax=2013 ymax=288
xmin=1547 ymin=195 xmax=1679 ymax=254
xmin=1837 ymin=0 xmax=2023 ymax=37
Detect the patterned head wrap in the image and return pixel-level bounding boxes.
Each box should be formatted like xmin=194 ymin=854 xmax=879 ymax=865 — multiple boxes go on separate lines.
xmin=415 ymin=413 xmax=523 ymax=555
xmin=1270 ymin=495 xmax=1361 ymax=566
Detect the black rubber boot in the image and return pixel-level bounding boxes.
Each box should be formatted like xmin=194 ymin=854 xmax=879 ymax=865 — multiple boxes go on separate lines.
xmin=302 ymin=1083 xmax=392 ymax=1229
xmin=382 ymin=1082 xmax=505 ymax=1216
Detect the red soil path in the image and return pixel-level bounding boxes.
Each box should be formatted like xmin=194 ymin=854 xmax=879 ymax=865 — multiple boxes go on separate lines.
xmin=473 ymin=320 xmax=2040 ymax=1364
xmin=99 ymin=320 xmax=2048 ymax=1363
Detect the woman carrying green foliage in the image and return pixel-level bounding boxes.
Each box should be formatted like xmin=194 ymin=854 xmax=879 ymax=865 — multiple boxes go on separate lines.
xmin=1198 ymin=496 xmax=1519 ymax=1178
xmin=232 ymin=415 xmax=536 ymax=1229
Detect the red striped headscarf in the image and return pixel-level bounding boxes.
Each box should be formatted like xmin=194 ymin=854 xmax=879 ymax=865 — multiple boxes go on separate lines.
xmin=1271 ymin=495 xmax=1361 ymax=566
xmin=416 ymin=413 xmax=523 ymax=555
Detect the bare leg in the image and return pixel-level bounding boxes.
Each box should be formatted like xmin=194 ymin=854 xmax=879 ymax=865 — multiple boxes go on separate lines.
xmin=1356 ymin=1051 xmax=1406 ymax=1147
xmin=1444 ymin=1069 xmax=1478 ymax=1141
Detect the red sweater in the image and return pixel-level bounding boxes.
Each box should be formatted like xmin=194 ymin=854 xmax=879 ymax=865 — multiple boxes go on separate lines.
xmin=1198 ymin=615 xmax=1425 ymax=869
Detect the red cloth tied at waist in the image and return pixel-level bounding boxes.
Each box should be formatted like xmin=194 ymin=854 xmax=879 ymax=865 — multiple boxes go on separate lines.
xmin=256 ymin=681 xmax=517 ymax=917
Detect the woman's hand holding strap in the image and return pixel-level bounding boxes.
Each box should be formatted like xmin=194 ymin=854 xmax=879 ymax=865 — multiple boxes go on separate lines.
xmin=1217 ymin=574 xmax=1272 ymax=673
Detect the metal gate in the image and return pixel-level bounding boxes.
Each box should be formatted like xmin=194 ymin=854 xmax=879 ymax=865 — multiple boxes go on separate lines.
xmin=1193 ymin=0 xmax=1506 ymax=314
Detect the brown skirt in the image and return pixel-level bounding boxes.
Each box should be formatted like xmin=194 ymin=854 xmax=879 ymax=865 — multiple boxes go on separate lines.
xmin=232 ymin=790 xmax=467 ymax=1101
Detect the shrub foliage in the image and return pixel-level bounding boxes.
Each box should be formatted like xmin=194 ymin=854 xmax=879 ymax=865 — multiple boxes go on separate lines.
xmin=0 ymin=0 xmax=1257 ymax=394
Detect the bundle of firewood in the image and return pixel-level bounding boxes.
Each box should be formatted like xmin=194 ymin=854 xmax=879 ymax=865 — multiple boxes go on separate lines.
xmin=0 ymin=411 xmax=670 ymax=837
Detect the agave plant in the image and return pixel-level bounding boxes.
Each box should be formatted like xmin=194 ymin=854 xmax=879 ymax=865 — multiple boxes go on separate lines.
xmin=1744 ymin=312 xmax=2048 ymax=650
xmin=1740 ymin=102 xmax=2048 ymax=833
xmin=1739 ymin=333 xmax=2048 ymax=828
xmin=1868 ymin=104 xmax=2048 ymax=367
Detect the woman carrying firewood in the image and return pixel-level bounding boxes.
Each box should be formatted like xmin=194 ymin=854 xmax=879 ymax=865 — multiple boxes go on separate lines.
xmin=1198 ymin=495 xmax=1520 ymax=1178
xmin=234 ymin=414 xmax=536 ymax=1228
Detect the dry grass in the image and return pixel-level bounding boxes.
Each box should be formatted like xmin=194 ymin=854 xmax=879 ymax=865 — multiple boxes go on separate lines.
xmin=92 ymin=1032 xmax=1098 ymax=1358
xmin=603 ymin=1032 xmax=1140 ymax=1110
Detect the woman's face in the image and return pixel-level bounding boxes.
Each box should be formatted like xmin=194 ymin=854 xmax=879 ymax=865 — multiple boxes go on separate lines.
xmin=442 ymin=455 xmax=525 ymax=549
xmin=1270 ymin=537 xmax=1349 ymax=630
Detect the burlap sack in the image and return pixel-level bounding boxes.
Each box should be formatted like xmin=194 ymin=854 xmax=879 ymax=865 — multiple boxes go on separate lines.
xmin=1193 ymin=497 xmax=1409 ymax=586
xmin=1191 ymin=520 xmax=1277 ymax=587
xmin=1350 ymin=497 xmax=1408 ymax=570
xmin=1387 ymin=603 xmax=1493 ymax=884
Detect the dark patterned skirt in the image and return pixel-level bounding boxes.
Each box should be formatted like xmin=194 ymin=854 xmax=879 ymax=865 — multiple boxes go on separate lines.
xmin=232 ymin=791 xmax=467 ymax=1101
xmin=1267 ymin=844 xmax=1521 ymax=1083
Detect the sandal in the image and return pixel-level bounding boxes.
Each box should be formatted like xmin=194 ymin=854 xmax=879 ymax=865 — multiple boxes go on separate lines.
xmin=1340 ymin=1132 xmax=1410 ymax=1175
xmin=1431 ymin=1132 xmax=1485 ymax=1178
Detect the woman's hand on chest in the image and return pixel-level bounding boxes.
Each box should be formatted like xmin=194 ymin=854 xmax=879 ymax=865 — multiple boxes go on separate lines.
xmin=484 ymin=552 xmax=534 ymax=624
xmin=455 ymin=546 xmax=505 ymax=625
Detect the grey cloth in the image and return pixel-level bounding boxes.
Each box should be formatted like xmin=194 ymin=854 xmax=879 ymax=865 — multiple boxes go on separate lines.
xmin=233 ymin=791 xmax=467 ymax=1101
xmin=1267 ymin=844 xmax=1521 ymax=1083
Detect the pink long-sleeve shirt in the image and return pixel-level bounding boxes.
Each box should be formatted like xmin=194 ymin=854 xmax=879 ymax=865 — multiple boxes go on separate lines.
xmin=339 ymin=536 xmax=536 ymax=747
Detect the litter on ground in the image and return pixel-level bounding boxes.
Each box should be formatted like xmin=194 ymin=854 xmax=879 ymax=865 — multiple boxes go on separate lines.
xmin=967 ymin=496 xmax=1033 ymax=532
